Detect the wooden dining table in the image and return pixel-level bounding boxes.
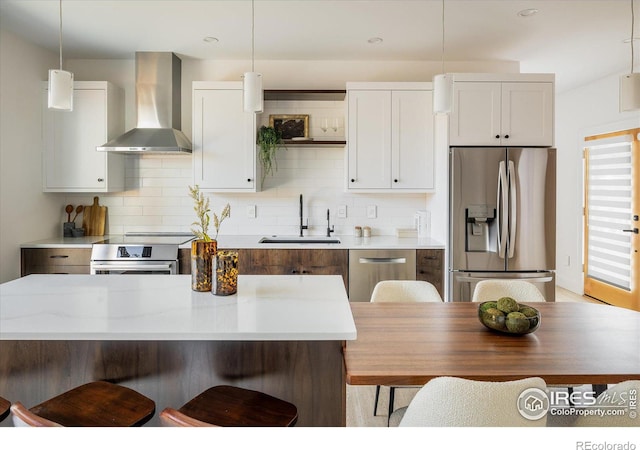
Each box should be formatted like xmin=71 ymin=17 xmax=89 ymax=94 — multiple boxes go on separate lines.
xmin=344 ymin=302 xmax=640 ymax=386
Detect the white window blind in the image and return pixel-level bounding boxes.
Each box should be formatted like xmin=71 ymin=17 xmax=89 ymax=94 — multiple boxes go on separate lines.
xmin=585 ymin=135 xmax=633 ymax=291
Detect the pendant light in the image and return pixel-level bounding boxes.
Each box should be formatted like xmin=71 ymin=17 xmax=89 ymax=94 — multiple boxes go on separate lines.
xmin=48 ymin=0 xmax=73 ymax=111
xmin=620 ymin=0 xmax=640 ymax=112
xmin=243 ymin=0 xmax=263 ymax=113
xmin=433 ymin=0 xmax=452 ymax=114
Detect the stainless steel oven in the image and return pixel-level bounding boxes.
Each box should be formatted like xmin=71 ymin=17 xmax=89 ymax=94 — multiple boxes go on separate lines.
xmin=90 ymin=243 xmax=179 ymax=275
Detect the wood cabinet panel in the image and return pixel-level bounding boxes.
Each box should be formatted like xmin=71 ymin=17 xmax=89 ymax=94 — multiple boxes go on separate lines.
xmin=21 ymin=248 xmax=92 ymax=276
xmin=0 ymin=339 xmax=345 ymax=427
xmin=233 ymin=248 xmax=348 ymax=290
xmin=416 ymin=249 xmax=444 ymax=298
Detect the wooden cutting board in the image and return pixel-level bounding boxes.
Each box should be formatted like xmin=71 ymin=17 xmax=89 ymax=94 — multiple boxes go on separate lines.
xmin=82 ymin=196 xmax=107 ymax=236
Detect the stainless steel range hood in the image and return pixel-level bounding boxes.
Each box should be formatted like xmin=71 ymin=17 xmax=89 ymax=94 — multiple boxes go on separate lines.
xmin=97 ymin=52 xmax=191 ymax=153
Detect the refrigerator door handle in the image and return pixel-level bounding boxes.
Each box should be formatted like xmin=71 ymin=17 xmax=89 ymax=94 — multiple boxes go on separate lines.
xmin=497 ymin=161 xmax=508 ymax=259
xmin=455 ymin=275 xmax=554 ymax=283
xmin=507 ymin=160 xmax=517 ymax=259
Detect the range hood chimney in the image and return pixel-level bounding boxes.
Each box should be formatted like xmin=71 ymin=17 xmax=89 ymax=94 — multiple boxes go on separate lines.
xmin=97 ymin=52 xmax=191 ymax=153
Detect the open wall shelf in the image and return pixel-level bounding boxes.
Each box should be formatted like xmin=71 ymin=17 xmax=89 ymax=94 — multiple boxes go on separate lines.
xmin=264 ymin=90 xmax=346 ymax=101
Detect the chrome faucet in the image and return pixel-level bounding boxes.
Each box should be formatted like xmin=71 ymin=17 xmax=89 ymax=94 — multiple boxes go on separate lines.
xmin=326 ymin=209 xmax=335 ymax=237
xmin=299 ymin=194 xmax=308 ymax=237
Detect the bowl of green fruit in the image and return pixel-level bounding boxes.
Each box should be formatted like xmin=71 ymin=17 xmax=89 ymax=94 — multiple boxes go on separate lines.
xmin=478 ymin=297 xmax=540 ymax=335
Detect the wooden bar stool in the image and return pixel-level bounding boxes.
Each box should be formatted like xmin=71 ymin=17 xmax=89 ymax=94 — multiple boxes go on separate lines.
xmin=0 ymin=396 xmax=10 ymax=422
xmin=160 ymin=385 xmax=298 ymax=427
xmin=10 ymin=381 xmax=155 ymax=427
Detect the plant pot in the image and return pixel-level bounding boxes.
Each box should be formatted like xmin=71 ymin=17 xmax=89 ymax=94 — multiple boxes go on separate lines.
xmin=213 ymin=250 xmax=239 ymax=296
xmin=191 ymin=240 xmax=217 ymax=292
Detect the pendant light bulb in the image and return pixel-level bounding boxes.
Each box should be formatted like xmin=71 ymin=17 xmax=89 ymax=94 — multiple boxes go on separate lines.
xmin=48 ymin=0 xmax=73 ymax=111
xmin=433 ymin=0 xmax=451 ymax=114
xmin=243 ymin=0 xmax=263 ymax=113
xmin=620 ymin=0 xmax=640 ymax=112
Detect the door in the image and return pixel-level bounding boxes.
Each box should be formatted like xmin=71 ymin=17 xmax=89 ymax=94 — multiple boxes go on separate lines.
xmin=193 ymin=87 xmax=256 ymax=191
xmin=391 ymin=90 xmax=434 ymax=190
xmin=501 ymin=82 xmax=554 ymax=147
xmin=506 ymin=148 xmax=556 ymax=271
xmin=43 ymin=88 xmax=109 ymax=191
xmin=347 ymin=90 xmax=391 ymax=189
xmin=449 ymin=82 xmax=501 ymax=146
xmin=584 ymin=129 xmax=639 ymax=311
xmin=348 ymin=250 xmax=416 ymax=302
xmin=450 ymin=147 xmax=506 ymax=271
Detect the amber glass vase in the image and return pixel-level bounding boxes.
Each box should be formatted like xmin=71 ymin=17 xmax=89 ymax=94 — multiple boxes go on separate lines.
xmin=213 ymin=250 xmax=238 ymax=296
xmin=191 ymin=240 xmax=217 ymax=292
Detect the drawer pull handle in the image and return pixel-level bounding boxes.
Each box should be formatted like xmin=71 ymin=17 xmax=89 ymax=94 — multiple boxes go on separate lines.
xmin=49 ymin=255 xmax=69 ymax=259
xmin=359 ymin=257 xmax=406 ymax=264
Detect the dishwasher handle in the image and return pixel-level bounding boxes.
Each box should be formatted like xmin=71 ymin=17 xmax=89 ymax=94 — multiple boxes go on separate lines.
xmin=358 ymin=257 xmax=407 ymax=264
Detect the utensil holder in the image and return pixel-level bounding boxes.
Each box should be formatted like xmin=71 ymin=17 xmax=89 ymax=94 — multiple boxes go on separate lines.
xmin=63 ymin=222 xmax=75 ymax=237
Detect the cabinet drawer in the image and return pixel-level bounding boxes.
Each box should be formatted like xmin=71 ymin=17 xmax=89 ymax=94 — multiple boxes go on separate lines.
xmin=21 ymin=248 xmax=91 ymax=269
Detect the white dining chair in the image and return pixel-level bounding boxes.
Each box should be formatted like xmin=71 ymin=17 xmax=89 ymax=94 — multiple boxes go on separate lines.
xmin=392 ymin=376 xmax=548 ymax=427
xmin=369 ymin=280 xmax=443 ymax=425
xmin=472 ymin=279 xmax=546 ymax=302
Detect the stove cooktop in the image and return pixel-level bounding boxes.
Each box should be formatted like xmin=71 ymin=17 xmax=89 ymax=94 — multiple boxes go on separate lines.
xmin=102 ymin=233 xmax=196 ymax=246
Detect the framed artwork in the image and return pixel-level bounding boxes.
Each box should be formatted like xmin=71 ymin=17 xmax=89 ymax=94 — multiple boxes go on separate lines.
xmin=269 ymin=114 xmax=309 ymax=139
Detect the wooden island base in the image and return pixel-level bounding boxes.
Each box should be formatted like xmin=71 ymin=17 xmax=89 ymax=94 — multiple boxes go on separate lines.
xmin=0 ymin=339 xmax=345 ymax=427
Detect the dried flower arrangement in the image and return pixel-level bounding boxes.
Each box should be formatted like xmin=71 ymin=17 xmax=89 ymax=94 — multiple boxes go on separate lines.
xmin=188 ymin=185 xmax=230 ymax=241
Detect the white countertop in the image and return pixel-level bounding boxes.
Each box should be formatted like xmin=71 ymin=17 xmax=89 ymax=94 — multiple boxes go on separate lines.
xmin=0 ymin=274 xmax=357 ymax=341
xmin=21 ymin=234 xmax=445 ymax=250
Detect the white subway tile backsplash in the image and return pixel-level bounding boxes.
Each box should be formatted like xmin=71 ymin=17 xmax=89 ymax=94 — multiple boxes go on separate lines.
xmin=63 ymin=100 xmax=426 ymax=236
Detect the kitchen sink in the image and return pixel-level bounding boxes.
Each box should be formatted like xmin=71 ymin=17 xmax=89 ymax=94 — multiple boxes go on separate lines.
xmin=259 ymin=236 xmax=341 ymax=244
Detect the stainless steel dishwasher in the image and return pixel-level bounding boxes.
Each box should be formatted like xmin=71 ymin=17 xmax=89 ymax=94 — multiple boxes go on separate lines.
xmin=348 ymin=249 xmax=416 ymax=302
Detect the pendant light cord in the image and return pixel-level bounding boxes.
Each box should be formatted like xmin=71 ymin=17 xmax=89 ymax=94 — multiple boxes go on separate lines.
xmin=631 ymin=0 xmax=636 ymax=74
xmin=251 ymin=0 xmax=255 ymax=72
xmin=58 ymin=0 xmax=63 ymax=70
xmin=440 ymin=0 xmax=445 ymax=74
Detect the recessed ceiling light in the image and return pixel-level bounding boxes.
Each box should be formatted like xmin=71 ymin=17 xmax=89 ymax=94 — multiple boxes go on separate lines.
xmin=203 ymin=36 xmax=219 ymax=43
xmin=517 ymin=8 xmax=539 ymax=18
xmin=367 ymin=37 xmax=383 ymax=44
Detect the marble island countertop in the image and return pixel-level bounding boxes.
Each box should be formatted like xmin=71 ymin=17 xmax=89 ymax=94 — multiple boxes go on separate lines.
xmin=0 ymin=274 xmax=357 ymax=341
xmin=20 ymin=234 xmax=445 ymax=250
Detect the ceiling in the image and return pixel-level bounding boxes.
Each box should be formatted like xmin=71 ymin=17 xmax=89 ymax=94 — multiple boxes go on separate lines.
xmin=0 ymin=0 xmax=637 ymax=92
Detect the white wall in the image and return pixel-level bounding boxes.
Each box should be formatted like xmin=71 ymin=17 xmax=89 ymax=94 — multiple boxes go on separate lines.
xmin=0 ymin=29 xmax=59 ymax=282
xmin=555 ymin=71 xmax=640 ymax=294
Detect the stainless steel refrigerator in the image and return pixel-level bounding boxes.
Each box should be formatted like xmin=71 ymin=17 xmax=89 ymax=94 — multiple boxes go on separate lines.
xmin=449 ymin=147 xmax=556 ymax=301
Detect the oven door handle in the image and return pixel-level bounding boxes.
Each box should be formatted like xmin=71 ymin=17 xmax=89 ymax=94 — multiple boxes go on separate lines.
xmin=90 ymin=263 xmax=174 ymax=272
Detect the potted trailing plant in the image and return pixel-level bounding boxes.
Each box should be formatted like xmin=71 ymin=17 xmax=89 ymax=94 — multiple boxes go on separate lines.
xmin=188 ymin=185 xmax=230 ymax=292
xmin=257 ymin=125 xmax=285 ymax=188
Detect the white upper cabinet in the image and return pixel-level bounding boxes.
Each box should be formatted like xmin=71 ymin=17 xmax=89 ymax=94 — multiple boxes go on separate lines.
xmin=192 ymin=82 xmax=258 ymax=192
xmin=347 ymin=82 xmax=435 ymax=192
xmin=449 ymin=74 xmax=554 ymax=147
xmin=42 ymin=81 xmax=124 ymax=192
